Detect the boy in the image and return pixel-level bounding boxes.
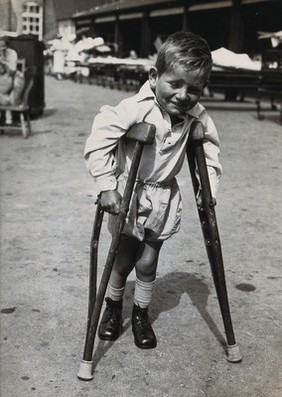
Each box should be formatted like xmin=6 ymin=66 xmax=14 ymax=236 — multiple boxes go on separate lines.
xmin=84 ymin=32 xmax=222 ymax=349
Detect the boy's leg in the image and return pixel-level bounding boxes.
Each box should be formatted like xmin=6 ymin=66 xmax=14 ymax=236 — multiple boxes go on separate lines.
xmin=132 ymin=237 xmax=163 ymax=349
xmin=98 ymin=236 xmax=139 ymax=341
xmin=108 ymin=236 xmax=139 ymax=290
xmin=135 ymin=238 xmax=163 ymax=282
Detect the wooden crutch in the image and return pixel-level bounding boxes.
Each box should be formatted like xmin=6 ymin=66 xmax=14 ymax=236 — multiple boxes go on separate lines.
xmin=186 ymin=121 xmax=242 ymax=363
xmin=78 ymin=122 xmax=156 ymax=381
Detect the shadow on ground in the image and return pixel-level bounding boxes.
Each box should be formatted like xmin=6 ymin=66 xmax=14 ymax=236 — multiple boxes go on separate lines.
xmin=91 ymin=271 xmax=226 ymax=372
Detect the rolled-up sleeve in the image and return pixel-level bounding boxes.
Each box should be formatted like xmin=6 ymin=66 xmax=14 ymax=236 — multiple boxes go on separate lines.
xmin=195 ymin=113 xmax=222 ymax=199
xmin=204 ymin=118 xmax=222 ymax=198
xmin=84 ymin=101 xmax=133 ymax=193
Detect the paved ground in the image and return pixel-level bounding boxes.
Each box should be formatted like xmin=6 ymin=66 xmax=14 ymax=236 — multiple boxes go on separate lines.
xmin=0 ymin=76 xmax=282 ymax=397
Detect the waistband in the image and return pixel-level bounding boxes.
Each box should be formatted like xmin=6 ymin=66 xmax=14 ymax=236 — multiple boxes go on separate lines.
xmin=118 ymin=173 xmax=175 ymax=188
xmin=136 ymin=178 xmax=175 ymax=188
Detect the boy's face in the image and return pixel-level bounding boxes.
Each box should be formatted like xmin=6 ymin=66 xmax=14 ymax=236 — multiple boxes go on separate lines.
xmin=149 ymin=64 xmax=208 ymax=116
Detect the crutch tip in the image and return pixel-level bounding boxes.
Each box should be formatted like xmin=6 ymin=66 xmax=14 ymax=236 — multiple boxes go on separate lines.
xmin=77 ymin=360 xmax=93 ymax=380
xmin=226 ymin=343 xmax=242 ymax=363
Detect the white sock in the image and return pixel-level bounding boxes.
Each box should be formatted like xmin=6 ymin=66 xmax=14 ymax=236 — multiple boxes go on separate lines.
xmin=107 ymin=284 xmax=125 ymax=302
xmin=134 ymin=277 xmax=156 ymax=309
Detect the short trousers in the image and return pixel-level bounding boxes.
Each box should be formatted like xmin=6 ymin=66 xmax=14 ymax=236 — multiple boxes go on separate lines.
xmin=108 ymin=174 xmax=182 ymax=242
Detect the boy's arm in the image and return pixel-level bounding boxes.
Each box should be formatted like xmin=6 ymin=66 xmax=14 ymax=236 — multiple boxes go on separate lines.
xmin=198 ymin=115 xmax=222 ymax=201
xmin=84 ymin=102 xmax=133 ymax=205
xmin=203 ymin=139 xmax=222 ymax=199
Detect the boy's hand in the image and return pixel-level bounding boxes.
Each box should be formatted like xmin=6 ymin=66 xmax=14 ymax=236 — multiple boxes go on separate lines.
xmin=100 ymin=190 xmax=122 ymax=214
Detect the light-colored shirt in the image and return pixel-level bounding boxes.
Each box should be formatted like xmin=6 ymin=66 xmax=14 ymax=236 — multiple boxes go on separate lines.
xmin=0 ymin=48 xmax=18 ymax=97
xmin=84 ymin=81 xmax=222 ymax=197
xmin=0 ymin=47 xmax=17 ymax=74
xmin=6 ymin=48 xmax=17 ymax=72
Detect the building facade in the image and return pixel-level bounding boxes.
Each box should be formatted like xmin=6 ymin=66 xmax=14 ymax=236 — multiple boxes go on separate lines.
xmin=0 ymin=0 xmax=95 ymax=42
xmin=0 ymin=0 xmax=44 ymax=40
xmin=72 ymin=0 xmax=282 ymax=57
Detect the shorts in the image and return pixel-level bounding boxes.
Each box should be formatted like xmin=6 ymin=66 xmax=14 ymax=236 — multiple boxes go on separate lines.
xmin=108 ymin=175 xmax=182 ymax=242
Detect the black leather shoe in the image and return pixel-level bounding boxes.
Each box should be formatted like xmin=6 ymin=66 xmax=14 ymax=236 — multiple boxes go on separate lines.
xmin=132 ymin=304 xmax=157 ymax=349
xmin=98 ymin=298 xmax=123 ymax=341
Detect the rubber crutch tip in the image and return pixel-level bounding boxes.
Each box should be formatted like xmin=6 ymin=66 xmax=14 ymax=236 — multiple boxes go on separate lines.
xmin=226 ymin=343 xmax=242 ymax=363
xmin=77 ymin=360 xmax=93 ymax=381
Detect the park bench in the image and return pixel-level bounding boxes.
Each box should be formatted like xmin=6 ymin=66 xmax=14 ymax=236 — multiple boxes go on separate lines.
xmin=256 ymin=49 xmax=282 ymax=123
xmin=208 ymin=66 xmax=260 ymax=101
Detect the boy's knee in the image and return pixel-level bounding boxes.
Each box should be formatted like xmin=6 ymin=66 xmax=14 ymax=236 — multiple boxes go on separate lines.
xmin=115 ymin=262 xmax=130 ymax=276
xmin=135 ymin=258 xmax=156 ymax=278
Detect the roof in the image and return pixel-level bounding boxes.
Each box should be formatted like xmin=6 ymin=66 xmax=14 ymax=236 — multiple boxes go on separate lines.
xmin=54 ymin=0 xmax=99 ymax=21
xmin=72 ymin=0 xmax=280 ymax=19
xmin=72 ymin=0 xmax=179 ymax=19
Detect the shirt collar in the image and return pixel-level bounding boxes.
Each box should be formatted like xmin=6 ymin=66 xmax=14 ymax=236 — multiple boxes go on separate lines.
xmin=136 ymin=80 xmax=155 ymax=102
xmin=185 ymin=102 xmax=204 ymax=119
xmin=136 ymin=80 xmax=204 ymax=120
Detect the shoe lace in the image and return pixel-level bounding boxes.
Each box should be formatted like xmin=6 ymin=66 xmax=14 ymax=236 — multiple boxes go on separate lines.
xmin=104 ymin=299 xmax=122 ymax=322
xmin=135 ymin=311 xmax=151 ymax=331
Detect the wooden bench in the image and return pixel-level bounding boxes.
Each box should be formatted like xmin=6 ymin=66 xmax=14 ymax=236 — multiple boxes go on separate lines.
xmin=256 ymin=50 xmax=282 ymax=123
xmin=208 ymin=67 xmax=260 ymax=101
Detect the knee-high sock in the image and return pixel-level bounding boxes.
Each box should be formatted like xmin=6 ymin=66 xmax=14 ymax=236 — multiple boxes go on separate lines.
xmin=134 ymin=277 xmax=156 ymax=309
xmin=107 ymin=284 xmax=125 ymax=302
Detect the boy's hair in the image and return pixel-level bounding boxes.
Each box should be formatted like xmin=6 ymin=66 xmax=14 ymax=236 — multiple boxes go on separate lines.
xmin=155 ymin=31 xmax=212 ymax=77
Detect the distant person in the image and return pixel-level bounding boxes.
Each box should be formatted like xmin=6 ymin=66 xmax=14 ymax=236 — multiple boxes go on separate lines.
xmin=84 ymin=32 xmax=222 ymax=349
xmin=51 ymin=35 xmax=71 ymax=80
xmin=129 ymin=49 xmax=138 ymax=59
xmin=52 ymin=46 xmax=66 ymax=80
xmin=0 ymin=36 xmax=25 ymax=124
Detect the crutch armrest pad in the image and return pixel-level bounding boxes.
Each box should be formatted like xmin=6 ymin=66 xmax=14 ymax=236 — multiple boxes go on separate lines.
xmin=189 ymin=121 xmax=205 ymax=141
xmin=125 ymin=122 xmax=156 ymax=144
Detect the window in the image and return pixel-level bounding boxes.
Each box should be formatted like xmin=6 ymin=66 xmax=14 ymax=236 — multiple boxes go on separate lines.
xmin=22 ymin=2 xmax=43 ymax=41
